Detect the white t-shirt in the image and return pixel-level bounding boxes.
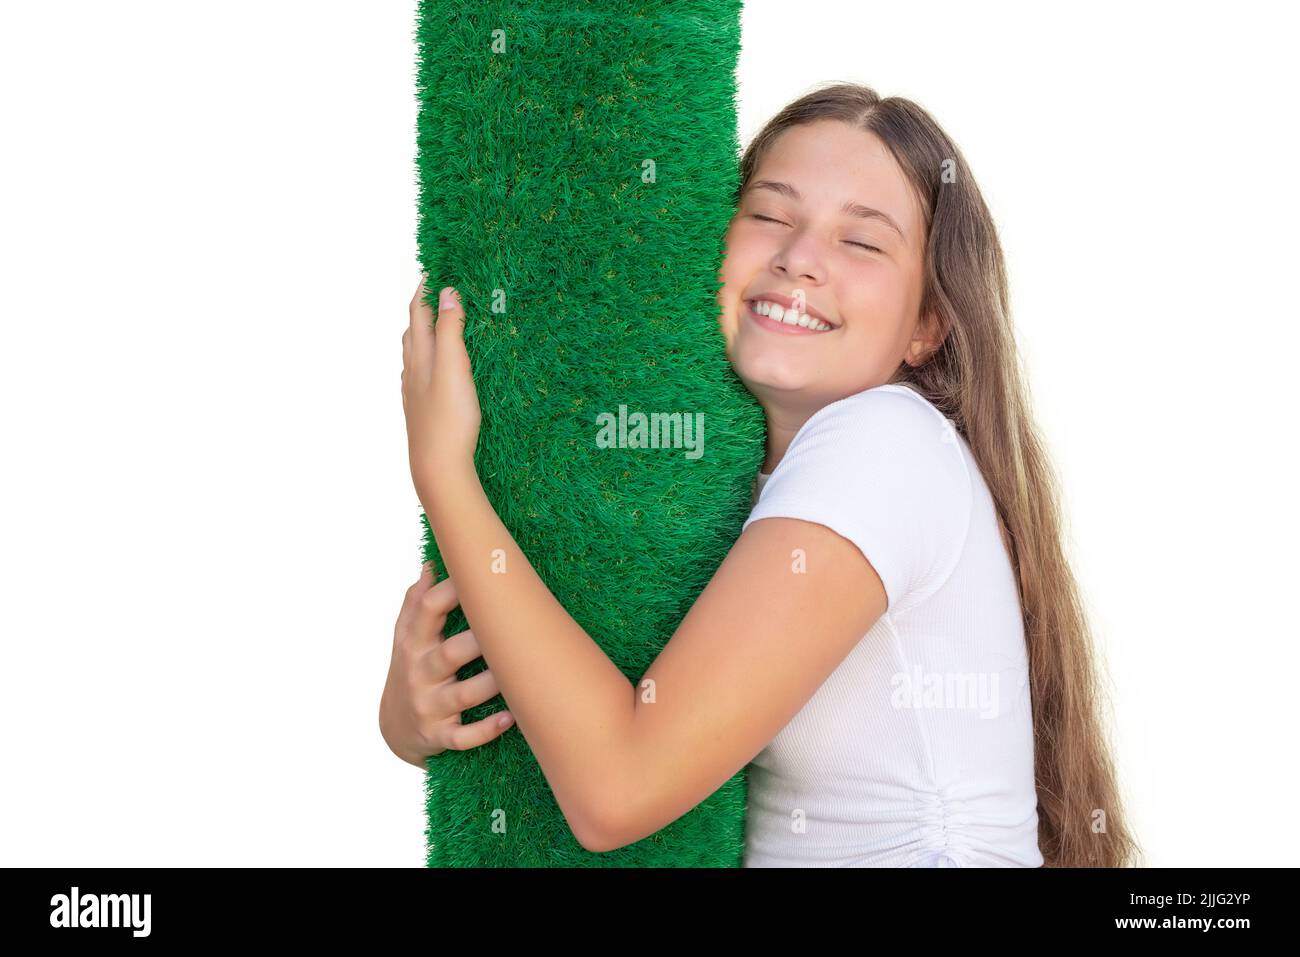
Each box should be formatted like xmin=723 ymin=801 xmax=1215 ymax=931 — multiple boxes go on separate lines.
xmin=740 ymin=382 xmax=1042 ymax=867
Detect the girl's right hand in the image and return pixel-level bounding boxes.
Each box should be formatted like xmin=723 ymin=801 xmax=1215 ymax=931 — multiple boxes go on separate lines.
xmin=379 ymin=562 xmax=514 ymax=768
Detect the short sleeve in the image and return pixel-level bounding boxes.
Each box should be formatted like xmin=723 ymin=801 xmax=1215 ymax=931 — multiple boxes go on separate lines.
xmin=742 ymin=386 xmax=973 ymax=615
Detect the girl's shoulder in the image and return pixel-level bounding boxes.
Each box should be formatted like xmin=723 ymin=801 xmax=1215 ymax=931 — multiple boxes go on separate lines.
xmin=747 ymin=383 xmax=974 ymax=615
xmin=784 ymin=382 xmax=963 ymax=462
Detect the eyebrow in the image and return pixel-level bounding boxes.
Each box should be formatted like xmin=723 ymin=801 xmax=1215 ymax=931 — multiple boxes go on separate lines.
xmin=747 ymin=179 xmax=907 ymax=242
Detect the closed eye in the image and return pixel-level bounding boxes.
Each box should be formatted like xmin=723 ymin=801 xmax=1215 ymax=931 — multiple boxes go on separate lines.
xmin=751 ymin=215 xmax=880 ymax=253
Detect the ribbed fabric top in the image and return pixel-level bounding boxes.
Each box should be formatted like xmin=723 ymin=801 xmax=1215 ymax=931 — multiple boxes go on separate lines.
xmin=741 ymin=383 xmax=1042 ymax=867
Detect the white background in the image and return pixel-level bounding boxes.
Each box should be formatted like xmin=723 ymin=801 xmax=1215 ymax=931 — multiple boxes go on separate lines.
xmin=1 ymin=1 xmax=1295 ymax=866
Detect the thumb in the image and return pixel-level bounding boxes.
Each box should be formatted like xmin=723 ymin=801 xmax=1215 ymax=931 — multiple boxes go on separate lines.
xmin=435 ymin=286 xmax=467 ymax=349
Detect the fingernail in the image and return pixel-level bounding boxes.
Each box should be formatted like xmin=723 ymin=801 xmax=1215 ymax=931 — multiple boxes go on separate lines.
xmin=439 ymin=286 xmax=457 ymax=309
xmin=497 ymin=713 xmax=513 ymax=729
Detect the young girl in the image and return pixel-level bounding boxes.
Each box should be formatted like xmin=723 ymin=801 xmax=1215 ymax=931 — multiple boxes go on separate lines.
xmin=384 ymin=82 xmax=1139 ymax=867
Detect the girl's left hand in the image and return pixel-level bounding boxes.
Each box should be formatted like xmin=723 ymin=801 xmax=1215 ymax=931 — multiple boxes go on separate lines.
xmin=402 ymin=275 xmax=481 ymax=503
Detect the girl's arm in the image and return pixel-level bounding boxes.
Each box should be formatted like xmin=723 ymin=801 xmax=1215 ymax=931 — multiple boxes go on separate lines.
xmin=404 ymin=279 xmax=892 ymax=852
xmin=424 ymin=462 xmax=638 ymax=848
xmin=425 ymin=463 xmax=887 ymax=852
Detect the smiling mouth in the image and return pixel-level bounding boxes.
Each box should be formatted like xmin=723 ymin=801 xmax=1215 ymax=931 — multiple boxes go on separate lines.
xmin=745 ymin=300 xmax=838 ymax=336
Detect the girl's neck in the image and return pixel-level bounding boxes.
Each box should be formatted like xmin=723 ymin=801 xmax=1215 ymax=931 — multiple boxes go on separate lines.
xmin=761 ymin=407 xmax=809 ymax=473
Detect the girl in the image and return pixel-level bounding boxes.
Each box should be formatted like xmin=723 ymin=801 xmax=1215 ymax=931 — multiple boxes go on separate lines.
xmin=383 ymin=82 xmax=1139 ymax=867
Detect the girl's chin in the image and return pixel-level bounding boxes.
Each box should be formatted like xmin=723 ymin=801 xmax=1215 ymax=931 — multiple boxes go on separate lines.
xmin=731 ymin=354 xmax=822 ymax=394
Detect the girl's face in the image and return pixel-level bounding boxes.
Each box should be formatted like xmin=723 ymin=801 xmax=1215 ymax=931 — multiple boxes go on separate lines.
xmin=716 ymin=119 xmax=940 ymax=415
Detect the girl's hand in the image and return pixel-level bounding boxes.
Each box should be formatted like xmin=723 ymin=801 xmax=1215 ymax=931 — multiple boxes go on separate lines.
xmin=402 ymin=275 xmax=481 ymax=504
xmin=379 ymin=562 xmax=514 ymax=768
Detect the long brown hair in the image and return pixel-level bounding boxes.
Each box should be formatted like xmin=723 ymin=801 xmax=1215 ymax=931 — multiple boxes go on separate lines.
xmin=736 ymin=81 xmax=1140 ymax=867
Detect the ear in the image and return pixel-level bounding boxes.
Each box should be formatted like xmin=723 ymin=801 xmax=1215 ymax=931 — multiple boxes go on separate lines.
xmin=904 ymin=307 xmax=947 ymax=367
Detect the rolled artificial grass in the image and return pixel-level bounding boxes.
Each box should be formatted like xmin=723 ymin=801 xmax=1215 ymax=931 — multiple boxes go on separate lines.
xmin=414 ymin=0 xmax=763 ymax=866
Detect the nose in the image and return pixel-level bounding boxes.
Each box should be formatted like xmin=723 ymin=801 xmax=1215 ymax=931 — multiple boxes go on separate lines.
xmin=772 ymin=232 xmax=825 ymax=285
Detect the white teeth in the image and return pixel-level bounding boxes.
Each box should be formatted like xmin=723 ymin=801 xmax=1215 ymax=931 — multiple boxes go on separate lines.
xmin=752 ymin=299 xmax=832 ymax=332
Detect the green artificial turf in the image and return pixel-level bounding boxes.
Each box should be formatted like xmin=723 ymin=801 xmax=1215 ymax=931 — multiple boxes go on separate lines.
xmin=414 ymin=0 xmax=763 ymax=866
